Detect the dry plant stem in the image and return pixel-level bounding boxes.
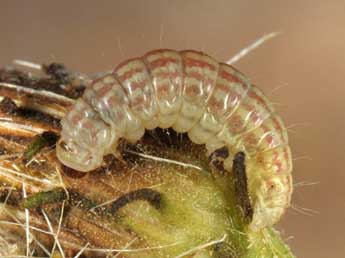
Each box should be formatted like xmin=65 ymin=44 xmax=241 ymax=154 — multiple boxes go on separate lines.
xmin=0 ymin=65 xmax=295 ymax=258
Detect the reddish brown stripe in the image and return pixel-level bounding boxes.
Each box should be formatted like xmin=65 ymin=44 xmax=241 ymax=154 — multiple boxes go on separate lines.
xmin=271 ymin=117 xmax=287 ymax=143
xmin=114 ymin=58 xmax=141 ymax=71
xmin=154 ymin=71 xmax=181 ymax=79
xmin=284 ymin=147 xmax=291 ymax=170
xmin=272 ymin=116 xmax=284 ymax=133
xmin=184 ymin=57 xmax=217 ymax=71
xmin=148 ymin=57 xmax=179 ymax=70
xmin=272 ymin=150 xmax=283 ymax=173
xmin=247 ymin=89 xmax=269 ymax=109
xmin=92 ymin=76 xmax=106 ymax=85
xmin=186 ymin=71 xmax=205 ymax=81
xmin=186 ymin=72 xmax=216 ymax=87
xmin=219 ymin=69 xmax=243 ymax=84
xmin=265 ymin=134 xmax=274 ymax=147
xmin=215 ymin=83 xmax=230 ymax=93
xmin=116 ymin=67 xmax=145 ymax=82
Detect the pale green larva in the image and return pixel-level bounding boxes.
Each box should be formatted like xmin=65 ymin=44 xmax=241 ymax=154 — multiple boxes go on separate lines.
xmin=56 ymin=49 xmax=293 ymax=231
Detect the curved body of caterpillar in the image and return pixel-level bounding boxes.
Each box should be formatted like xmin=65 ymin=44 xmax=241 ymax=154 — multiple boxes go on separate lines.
xmin=56 ymin=49 xmax=293 ymax=231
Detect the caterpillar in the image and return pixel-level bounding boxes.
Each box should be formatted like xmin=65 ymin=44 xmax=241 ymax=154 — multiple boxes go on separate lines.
xmin=56 ymin=49 xmax=293 ymax=231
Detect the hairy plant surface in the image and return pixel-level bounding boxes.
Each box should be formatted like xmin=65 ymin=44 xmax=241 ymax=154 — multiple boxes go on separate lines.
xmin=0 ymin=64 xmax=295 ymax=258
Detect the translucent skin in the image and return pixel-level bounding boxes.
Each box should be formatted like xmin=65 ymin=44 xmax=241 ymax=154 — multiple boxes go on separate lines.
xmin=144 ymin=50 xmax=183 ymax=128
xmin=56 ymin=49 xmax=293 ymax=231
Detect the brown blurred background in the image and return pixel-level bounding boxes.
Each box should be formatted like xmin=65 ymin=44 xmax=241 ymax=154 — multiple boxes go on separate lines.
xmin=0 ymin=1 xmax=344 ymax=257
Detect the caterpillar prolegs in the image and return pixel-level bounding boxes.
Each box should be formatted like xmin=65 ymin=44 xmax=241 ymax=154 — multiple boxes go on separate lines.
xmin=56 ymin=49 xmax=293 ymax=231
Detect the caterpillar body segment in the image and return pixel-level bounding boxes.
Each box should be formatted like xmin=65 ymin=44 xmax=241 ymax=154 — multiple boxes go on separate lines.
xmin=173 ymin=50 xmax=219 ymax=133
xmin=188 ymin=63 xmax=250 ymax=145
xmin=143 ymin=49 xmax=183 ymax=128
xmin=114 ymin=58 xmax=159 ymax=130
xmin=83 ymin=74 xmax=144 ymax=143
xmin=56 ymin=49 xmax=293 ymax=231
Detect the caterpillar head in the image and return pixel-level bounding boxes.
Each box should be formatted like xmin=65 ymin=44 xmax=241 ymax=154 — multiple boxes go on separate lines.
xmin=56 ymin=139 xmax=103 ymax=172
xmin=56 ymin=98 xmax=117 ymax=172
